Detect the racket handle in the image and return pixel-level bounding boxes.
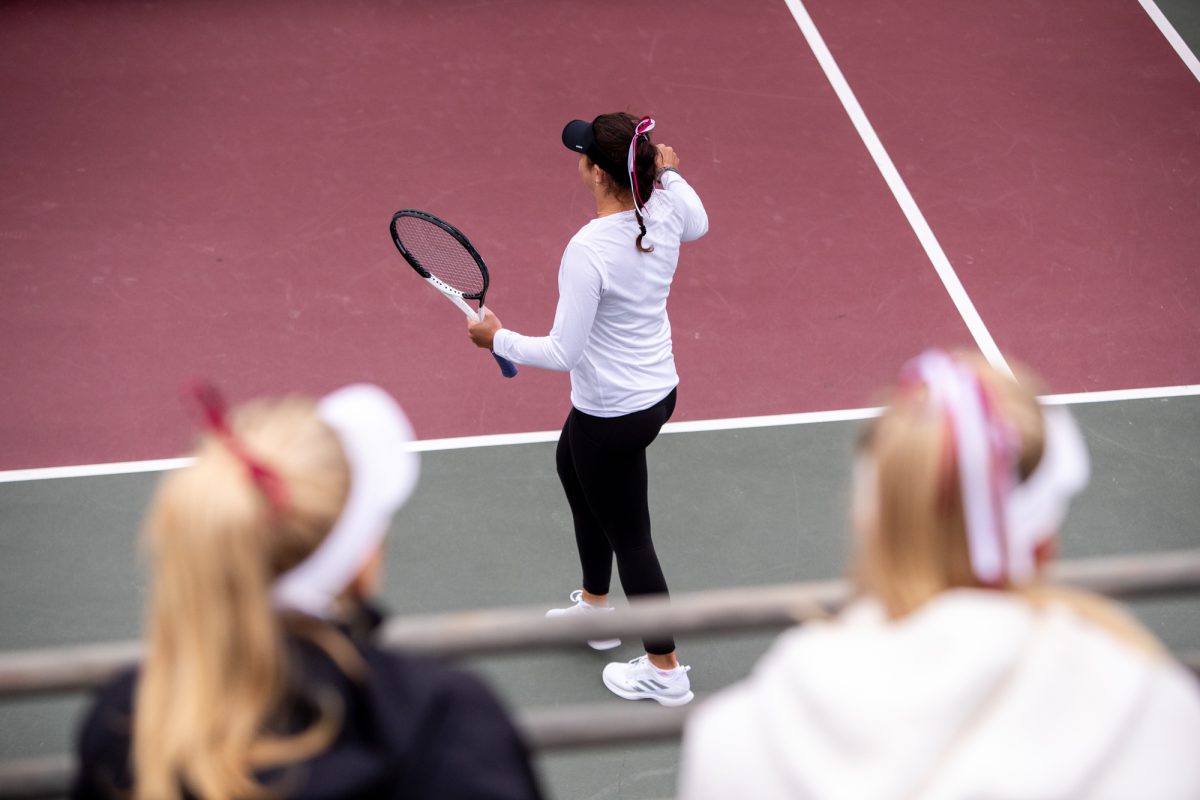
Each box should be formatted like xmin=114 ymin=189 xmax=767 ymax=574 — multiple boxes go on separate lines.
xmin=492 ymin=351 xmax=519 ymax=379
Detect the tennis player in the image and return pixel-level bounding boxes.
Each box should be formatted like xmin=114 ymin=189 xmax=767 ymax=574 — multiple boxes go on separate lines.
xmin=73 ymin=384 xmax=543 ymax=799
xmin=467 ymin=112 xmax=708 ymax=706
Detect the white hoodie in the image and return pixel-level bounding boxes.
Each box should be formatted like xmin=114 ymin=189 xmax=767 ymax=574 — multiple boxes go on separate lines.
xmin=679 ymin=590 xmax=1200 ymax=800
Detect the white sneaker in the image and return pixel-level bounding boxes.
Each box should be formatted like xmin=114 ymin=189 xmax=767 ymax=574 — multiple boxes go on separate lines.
xmin=602 ymin=655 xmax=694 ymax=706
xmin=545 ymin=590 xmax=621 ymax=651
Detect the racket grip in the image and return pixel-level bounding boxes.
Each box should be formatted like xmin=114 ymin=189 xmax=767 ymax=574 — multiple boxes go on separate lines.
xmin=492 ymin=351 xmax=519 ymax=379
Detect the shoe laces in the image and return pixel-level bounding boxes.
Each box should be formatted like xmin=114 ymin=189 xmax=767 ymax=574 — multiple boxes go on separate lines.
xmin=569 ymin=590 xmax=612 ymax=611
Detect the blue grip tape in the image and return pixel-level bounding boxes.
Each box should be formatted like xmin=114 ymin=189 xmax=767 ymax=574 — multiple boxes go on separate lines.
xmin=492 ymin=351 xmax=518 ymax=378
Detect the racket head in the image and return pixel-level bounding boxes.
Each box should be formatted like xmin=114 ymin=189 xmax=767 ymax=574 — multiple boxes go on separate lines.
xmin=389 ymin=210 xmax=490 ymax=302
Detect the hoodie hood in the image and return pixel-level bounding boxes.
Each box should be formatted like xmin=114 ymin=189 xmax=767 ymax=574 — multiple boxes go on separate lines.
xmin=724 ymin=590 xmax=1175 ymax=800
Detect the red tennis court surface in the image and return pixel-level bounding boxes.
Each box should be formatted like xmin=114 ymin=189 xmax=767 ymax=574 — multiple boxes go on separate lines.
xmin=2 ymin=0 xmax=1197 ymax=471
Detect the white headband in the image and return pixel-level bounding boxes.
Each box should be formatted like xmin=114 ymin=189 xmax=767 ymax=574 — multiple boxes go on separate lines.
xmin=1004 ymin=404 xmax=1089 ymax=579
xmin=868 ymin=350 xmax=1090 ymax=584
xmin=273 ymin=384 xmax=420 ymax=617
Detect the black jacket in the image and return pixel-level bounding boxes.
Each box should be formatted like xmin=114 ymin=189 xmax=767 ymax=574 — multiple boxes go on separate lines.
xmin=72 ymin=607 xmax=544 ymax=800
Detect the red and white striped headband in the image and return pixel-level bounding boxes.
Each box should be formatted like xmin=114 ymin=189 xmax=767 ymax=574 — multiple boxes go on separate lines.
xmin=627 ymin=116 xmax=655 ymax=215
xmin=903 ymin=350 xmax=1016 ymax=584
xmin=895 ymin=350 xmax=1090 ymax=584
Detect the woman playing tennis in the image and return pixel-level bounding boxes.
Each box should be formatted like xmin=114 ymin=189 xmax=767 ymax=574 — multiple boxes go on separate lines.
xmin=467 ymin=112 xmax=708 ymax=706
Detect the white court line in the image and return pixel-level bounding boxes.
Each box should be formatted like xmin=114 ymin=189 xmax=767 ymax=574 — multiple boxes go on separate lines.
xmin=2 ymin=384 xmax=1197 ymax=484
xmin=0 ymin=457 xmax=194 ymax=484
xmin=1040 ymin=383 xmax=1200 ymax=406
xmin=781 ymin=0 xmax=1013 ymax=377
xmin=1137 ymin=0 xmax=1200 ymax=82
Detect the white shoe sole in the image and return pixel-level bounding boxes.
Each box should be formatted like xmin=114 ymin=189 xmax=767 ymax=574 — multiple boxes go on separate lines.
xmin=602 ymin=674 xmax=694 ymax=707
xmin=588 ymin=638 xmax=622 ymax=651
xmin=545 ymin=602 xmax=620 ymax=651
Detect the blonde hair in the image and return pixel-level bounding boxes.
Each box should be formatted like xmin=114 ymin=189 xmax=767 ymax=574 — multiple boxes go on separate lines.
xmin=852 ymin=354 xmax=1165 ymax=658
xmin=134 ymin=396 xmax=351 ymax=800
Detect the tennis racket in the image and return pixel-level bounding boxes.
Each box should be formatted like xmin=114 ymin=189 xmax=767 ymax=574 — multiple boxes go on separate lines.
xmin=389 ymin=209 xmax=518 ymax=378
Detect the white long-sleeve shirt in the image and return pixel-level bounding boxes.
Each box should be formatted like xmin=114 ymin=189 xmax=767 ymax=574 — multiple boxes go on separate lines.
xmin=492 ymin=171 xmax=708 ymax=417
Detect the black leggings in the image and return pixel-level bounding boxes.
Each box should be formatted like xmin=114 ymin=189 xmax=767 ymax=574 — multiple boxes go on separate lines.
xmin=555 ymin=388 xmax=677 ymax=655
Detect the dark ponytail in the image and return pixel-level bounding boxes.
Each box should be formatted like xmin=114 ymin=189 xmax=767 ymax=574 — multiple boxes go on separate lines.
xmin=591 ymin=112 xmax=658 ymax=253
xmin=633 ymin=209 xmax=650 ymax=252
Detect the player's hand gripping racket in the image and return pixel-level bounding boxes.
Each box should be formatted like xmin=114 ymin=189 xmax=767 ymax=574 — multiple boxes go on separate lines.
xmin=389 ymin=209 xmax=518 ymax=378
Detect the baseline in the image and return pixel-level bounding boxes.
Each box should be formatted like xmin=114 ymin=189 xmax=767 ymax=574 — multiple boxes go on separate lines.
xmin=1138 ymin=0 xmax=1200 ymax=81
xmin=3 ymin=384 xmax=1196 ymax=484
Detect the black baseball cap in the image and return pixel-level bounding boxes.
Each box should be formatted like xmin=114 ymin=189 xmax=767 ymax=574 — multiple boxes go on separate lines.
xmin=562 ymin=118 xmax=624 ymax=180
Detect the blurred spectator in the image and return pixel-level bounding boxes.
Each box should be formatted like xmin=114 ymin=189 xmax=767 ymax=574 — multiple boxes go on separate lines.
xmin=73 ymin=383 xmax=543 ymax=800
xmin=679 ymin=351 xmax=1200 ymax=800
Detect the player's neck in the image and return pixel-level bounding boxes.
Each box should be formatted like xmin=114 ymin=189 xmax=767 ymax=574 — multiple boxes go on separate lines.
xmin=595 ymin=198 xmax=634 ymax=217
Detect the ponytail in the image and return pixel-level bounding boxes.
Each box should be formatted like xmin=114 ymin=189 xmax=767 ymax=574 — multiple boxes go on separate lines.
xmin=134 ymin=397 xmax=349 ymax=799
xmin=591 ymin=112 xmax=659 ymax=253
xmin=634 ymin=208 xmax=652 ymax=253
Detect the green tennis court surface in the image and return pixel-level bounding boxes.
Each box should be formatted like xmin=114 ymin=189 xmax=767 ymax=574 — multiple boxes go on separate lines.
xmin=3 ymin=395 xmax=1198 ymax=798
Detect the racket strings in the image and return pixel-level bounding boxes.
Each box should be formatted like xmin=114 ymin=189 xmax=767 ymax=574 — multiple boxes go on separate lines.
xmin=395 ymin=216 xmax=487 ymax=297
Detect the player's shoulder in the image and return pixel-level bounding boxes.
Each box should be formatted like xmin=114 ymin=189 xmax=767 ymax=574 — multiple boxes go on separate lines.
xmin=646 ymin=184 xmax=690 ymax=228
xmin=561 ymin=229 xmax=609 ymax=278
xmin=567 ymin=219 xmax=610 ymax=249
